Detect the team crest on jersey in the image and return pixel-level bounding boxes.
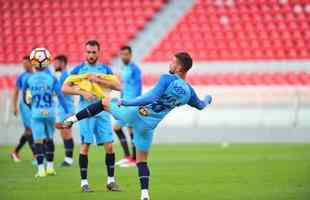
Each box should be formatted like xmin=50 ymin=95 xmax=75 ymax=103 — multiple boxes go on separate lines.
xmin=138 ymin=107 xmax=149 ymax=116
xmin=41 ymin=109 xmax=49 ymax=116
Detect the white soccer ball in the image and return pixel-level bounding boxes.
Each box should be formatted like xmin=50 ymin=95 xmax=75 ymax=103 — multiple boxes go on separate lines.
xmin=221 ymin=141 xmax=230 ymax=148
xmin=30 ymin=47 xmax=51 ymax=69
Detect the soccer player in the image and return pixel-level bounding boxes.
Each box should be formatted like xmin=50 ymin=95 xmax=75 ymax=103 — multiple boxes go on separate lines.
xmin=10 ymin=55 xmax=36 ymax=163
xmin=61 ymin=40 xmax=121 ymax=192
xmin=114 ymin=46 xmax=142 ymax=167
xmin=62 ymin=52 xmax=212 ymax=200
xmin=53 ymin=55 xmax=75 ymax=167
xmin=23 ymin=50 xmax=69 ymax=178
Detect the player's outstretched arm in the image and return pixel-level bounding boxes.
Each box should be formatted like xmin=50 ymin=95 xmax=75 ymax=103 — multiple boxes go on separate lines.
xmin=62 ymin=82 xmax=84 ymax=96
xmin=62 ymin=82 xmax=94 ymax=101
xmin=87 ymin=74 xmax=121 ymax=91
xmin=120 ymin=74 xmax=169 ymax=106
xmin=12 ymin=85 xmax=19 ymax=116
xmin=187 ymin=85 xmax=212 ymax=110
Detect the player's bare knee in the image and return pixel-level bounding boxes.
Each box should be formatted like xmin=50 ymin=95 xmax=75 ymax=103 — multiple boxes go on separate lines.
xmin=25 ymin=128 xmax=32 ymax=135
xmin=113 ymin=125 xmax=121 ymax=131
xmin=128 ymin=127 xmax=133 ymax=134
xmin=136 ymin=151 xmax=148 ymax=162
xmin=80 ymin=144 xmax=90 ymax=155
xmin=104 ymin=142 xmax=114 ymax=154
xmin=61 ymin=129 xmax=72 ymax=139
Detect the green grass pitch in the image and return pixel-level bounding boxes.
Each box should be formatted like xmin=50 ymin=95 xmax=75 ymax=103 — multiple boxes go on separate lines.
xmin=1 ymin=143 xmax=310 ymax=200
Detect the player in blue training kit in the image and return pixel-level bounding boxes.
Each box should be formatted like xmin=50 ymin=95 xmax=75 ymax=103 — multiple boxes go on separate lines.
xmin=63 ymin=52 xmax=212 ymax=200
xmin=61 ymin=40 xmax=121 ymax=192
xmin=53 ymin=55 xmax=75 ymax=167
xmin=114 ymin=46 xmax=142 ymax=167
xmin=24 ymin=55 xmax=69 ymax=178
xmin=11 ymin=55 xmax=36 ymax=163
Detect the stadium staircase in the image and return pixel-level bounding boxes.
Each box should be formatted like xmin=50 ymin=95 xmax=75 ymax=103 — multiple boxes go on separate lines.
xmin=111 ymin=0 xmax=195 ymax=67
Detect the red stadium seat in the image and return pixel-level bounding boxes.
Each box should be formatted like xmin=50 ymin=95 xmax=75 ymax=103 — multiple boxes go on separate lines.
xmin=144 ymin=0 xmax=310 ymax=61
xmin=0 ymin=0 xmax=166 ymax=64
xmin=140 ymin=71 xmax=310 ymax=86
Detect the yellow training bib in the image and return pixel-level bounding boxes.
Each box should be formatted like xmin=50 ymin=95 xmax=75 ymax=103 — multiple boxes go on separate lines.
xmin=64 ymin=74 xmax=118 ymax=99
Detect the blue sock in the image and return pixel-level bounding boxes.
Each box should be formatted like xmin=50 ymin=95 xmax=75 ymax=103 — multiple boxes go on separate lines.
xmin=105 ymin=153 xmax=115 ymax=177
xmin=76 ymin=101 xmax=104 ymax=120
xmin=79 ymin=154 xmax=88 ymax=180
xmin=45 ymin=140 xmax=55 ymax=162
xmin=64 ymin=138 xmax=74 ymax=158
xmin=35 ymin=143 xmax=44 ymax=165
xmin=25 ymin=134 xmax=35 ymax=156
xmin=115 ymin=129 xmax=130 ymax=157
xmin=15 ymin=134 xmax=27 ymax=153
xmin=130 ymin=133 xmax=136 ymax=160
xmin=137 ymin=162 xmax=150 ymax=190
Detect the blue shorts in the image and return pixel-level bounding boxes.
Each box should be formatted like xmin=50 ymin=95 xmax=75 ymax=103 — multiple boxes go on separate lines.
xmin=31 ymin=117 xmax=55 ymax=141
xmin=78 ymin=111 xmax=114 ymax=145
xmin=19 ymin=103 xmax=31 ymax=128
xmin=114 ymin=119 xmax=132 ymax=128
xmin=109 ymin=99 xmax=154 ymax=151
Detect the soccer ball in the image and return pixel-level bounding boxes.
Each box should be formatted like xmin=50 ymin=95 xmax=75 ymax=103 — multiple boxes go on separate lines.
xmin=30 ymin=47 xmax=51 ymax=69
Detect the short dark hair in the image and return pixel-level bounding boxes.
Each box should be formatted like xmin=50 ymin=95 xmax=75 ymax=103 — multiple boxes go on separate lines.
xmin=54 ymin=54 xmax=68 ymax=65
xmin=120 ymin=46 xmax=132 ymax=54
xmin=85 ymin=40 xmax=100 ymax=50
xmin=174 ymin=52 xmax=193 ymax=72
xmin=22 ymin=55 xmax=30 ymax=61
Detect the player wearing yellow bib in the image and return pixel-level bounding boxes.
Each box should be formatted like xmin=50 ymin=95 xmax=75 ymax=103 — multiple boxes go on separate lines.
xmin=61 ymin=40 xmax=121 ymax=192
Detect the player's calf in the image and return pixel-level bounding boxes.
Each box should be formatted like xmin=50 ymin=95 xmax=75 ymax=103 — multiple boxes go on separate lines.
xmin=60 ymin=130 xmax=74 ymax=167
xmin=79 ymin=144 xmax=91 ymax=191
xmin=25 ymin=132 xmax=36 ymax=157
xmin=137 ymin=162 xmax=150 ymax=200
xmin=79 ymin=153 xmax=91 ymax=191
xmin=35 ymin=141 xmax=46 ymax=177
xmin=45 ymin=139 xmax=56 ymax=175
xmin=14 ymin=133 xmax=27 ymax=155
xmin=114 ymin=127 xmax=131 ymax=159
xmin=103 ymin=143 xmax=121 ymax=192
xmin=130 ymin=131 xmax=136 ymax=161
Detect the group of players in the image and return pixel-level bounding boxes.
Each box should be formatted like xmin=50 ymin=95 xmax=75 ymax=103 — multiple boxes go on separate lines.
xmin=11 ymin=54 xmax=76 ymax=167
xmin=10 ymin=40 xmax=212 ymax=200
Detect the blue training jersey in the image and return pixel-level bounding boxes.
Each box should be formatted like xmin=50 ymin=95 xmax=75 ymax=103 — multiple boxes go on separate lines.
xmin=16 ymin=71 xmax=32 ymax=107
xmin=24 ymin=71 xmax=68 ymax=119
xmin=121 ymin=62 xmax=142 ymax=100
xmin=70 ymin=62 xmax=113 ymax=109
xmin=55 ymin=70 xmax=74 ymax=112
xmin=122 ymin=74 xmax=207 ymax=128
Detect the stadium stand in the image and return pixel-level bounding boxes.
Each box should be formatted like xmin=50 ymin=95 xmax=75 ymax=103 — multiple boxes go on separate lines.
xmin=1 ymin=71 xmax=310 ymax=91
xmin=1 ymin=0 xmax=310 ymax=88
xmin=144 ymin=0 xmax=310 ymax=61
xmin=0 ymin=0 xmax=166 ymax=64
xmin=144 ymin=71 xmax=310 ymax=86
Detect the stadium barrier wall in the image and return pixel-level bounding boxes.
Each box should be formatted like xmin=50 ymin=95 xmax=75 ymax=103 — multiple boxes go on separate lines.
xmin=2 ymin=61 xmax=310 ymax=75
xmin=0 ymin=85 xmax=309 ymax=144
